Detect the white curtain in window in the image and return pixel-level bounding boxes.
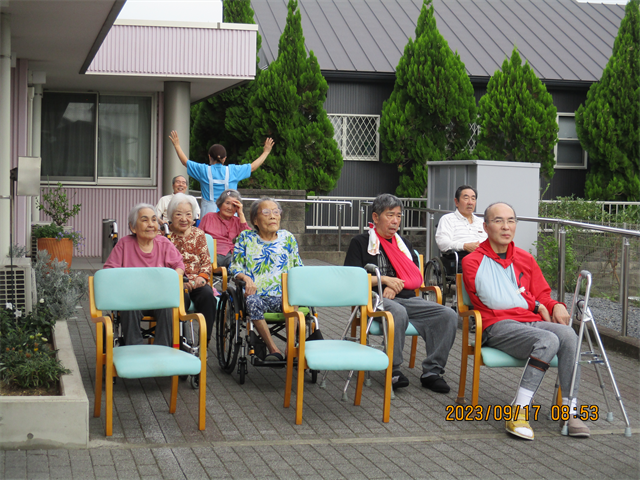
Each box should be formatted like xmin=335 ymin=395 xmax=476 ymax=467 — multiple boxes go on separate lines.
xmin=98 ymin=96 xmax=152 ymax=178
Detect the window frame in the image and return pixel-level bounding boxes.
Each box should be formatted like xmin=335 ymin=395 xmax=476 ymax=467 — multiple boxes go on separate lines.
xmin=554 ymin=113 xmax=587 ymax=170
xmin=40 ymin=90 xmax=157 ymax=186
xmin=328 ymin=113 xmax=380 ymax=162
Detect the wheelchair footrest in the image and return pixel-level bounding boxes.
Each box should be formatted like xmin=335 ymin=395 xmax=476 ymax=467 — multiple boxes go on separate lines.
xmin=251 ymin=356 xmax=289 ymax=368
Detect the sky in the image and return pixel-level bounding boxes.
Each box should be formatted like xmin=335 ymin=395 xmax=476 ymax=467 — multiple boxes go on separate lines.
xmin=117 ymin=0 xmax=223 ymax=23
xmin=116 ymin=0 xmax=628 ymax=23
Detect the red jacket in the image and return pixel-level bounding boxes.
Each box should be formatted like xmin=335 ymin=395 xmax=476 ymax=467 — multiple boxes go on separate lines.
xmin=461 ymin=240 xmax=562 ymax=330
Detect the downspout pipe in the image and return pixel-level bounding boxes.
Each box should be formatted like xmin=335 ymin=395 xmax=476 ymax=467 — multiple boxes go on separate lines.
xmin=0 ymin=14 xmax=12 ymax=259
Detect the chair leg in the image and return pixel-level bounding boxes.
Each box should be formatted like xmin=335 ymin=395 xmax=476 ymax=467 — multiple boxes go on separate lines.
xmin=198 ymin=369 xmax=206 ymax=430
xmin=408 ymin=336 xmax=418 ymax=369
xmin=170 ymin=376 xmax=178 ymax=414
xmin=94 ymin=324 xmax=104 ymax=418
xmin=456 ymin=347 xmax=469 ymax=405
xmin=354 ymin=371 xmax=365 ymax=406
xmin=471 ymin=355 xmax=481 ymax=406
xmin=295 ymin=359 xmax=305 ymax=425
xmin=105 ymin=359 xmax=114 ymax=437
xmin=382 ymin=364 xmax=392 ymax=423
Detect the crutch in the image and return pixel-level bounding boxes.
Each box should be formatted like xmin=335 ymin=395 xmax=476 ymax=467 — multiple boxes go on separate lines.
xmin=562 ymin=270 xmax=632 ymax=437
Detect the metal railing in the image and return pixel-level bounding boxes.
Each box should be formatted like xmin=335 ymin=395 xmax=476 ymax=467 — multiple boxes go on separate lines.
xmin=540 ymin=200 xmax=639 ymax=224
xmin=420 ymin=206 xmax=640 ymax=336
xmin=241 ymin=197 xmax=353 ymax=252
xmin=306 ymin=196 xmax=428 ymax=233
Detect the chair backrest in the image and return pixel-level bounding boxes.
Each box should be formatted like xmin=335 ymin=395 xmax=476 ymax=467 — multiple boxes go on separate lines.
xmin=94 ymin=267 xmax=181 ymax=311
xmin=286 ymin=266 xmax=370 ymax=307
xmin=205 ymin=234 xmax=215 ymax=260
xmin=456 ymin=273 xmax=473 ymax=309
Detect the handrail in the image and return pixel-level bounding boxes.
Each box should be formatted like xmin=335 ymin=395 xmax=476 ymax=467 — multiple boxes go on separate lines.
xmin=208 ymin=196 xmax=353 ymax=253
xmin=414 ymin=206 xmax=638 ymax=336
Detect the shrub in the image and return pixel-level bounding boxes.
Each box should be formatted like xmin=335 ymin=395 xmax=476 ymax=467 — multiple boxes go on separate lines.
xmin=34 ymin=250 xmax=88 ymax=322
xmin=0 ymin=306 xmax=69 ymax=390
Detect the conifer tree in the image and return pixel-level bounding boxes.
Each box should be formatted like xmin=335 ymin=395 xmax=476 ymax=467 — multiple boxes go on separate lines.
xmin=379 ymin=0 xmax=477 ymax=198
xmin=475 ymin=47 xmax=558 ymax=180
xmin=243 ymin=0 xmax=342 ymax=192
xmin=190 ymin=0 xmax=261 ymax=165
xmin=575 ymin=0 xmax=640 ymax=201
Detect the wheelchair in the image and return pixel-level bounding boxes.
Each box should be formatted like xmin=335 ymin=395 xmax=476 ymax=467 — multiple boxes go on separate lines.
xmin=215 ymin=280 xmax=320 ymax=385
xmin=423 ymin=250 xmax=466 ymax=306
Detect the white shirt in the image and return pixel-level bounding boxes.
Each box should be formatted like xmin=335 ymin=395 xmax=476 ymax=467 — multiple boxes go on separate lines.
xmin=435 ymin=209 xmax=487 ymax=253
xmin=155 ymin=193 xmax=201 ymax=223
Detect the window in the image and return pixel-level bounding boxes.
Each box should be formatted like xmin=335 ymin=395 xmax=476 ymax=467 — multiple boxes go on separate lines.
xmin=41 ymin=92 xmax=155 ymax=185
xmin=328 ymin=114 xmax=380 ymax=161
xmin=555 ymin=114 xmax=587 ymax=169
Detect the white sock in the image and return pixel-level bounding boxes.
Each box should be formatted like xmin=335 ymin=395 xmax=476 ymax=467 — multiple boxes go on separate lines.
xmin=563 ymin=397 xmax=578 ymax=416
xmin=514 ymin=387 xmax=535 ymax=408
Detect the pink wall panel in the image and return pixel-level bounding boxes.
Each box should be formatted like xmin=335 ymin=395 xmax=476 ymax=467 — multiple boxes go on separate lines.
xmin=38 ymin=187 xmax=160 ymax=257
xmin=88 ymin=25 xmax=257 ymax=78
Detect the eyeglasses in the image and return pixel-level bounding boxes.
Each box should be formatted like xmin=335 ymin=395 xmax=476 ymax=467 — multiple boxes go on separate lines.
xmin=261 ymin=208 xmax=282 ymax=217
xmin=489 ymin=218 xmax=518 ymax=226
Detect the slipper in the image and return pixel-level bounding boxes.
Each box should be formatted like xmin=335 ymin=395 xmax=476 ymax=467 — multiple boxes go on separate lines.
xmin=264 ymin=352 xmax=285 ymax=368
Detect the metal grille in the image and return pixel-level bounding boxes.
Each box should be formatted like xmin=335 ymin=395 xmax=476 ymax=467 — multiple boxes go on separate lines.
xmin=467 ymin=122 xmax=480 ymax=152
xmin=0 ymin=265 xmax=33 ymax=313
xmin=328 ymin=114 xmax=380 ymax=161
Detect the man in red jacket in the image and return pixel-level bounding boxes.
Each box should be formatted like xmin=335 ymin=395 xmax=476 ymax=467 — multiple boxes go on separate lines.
xmin=462 ymin=202 xmax=589 ymax=440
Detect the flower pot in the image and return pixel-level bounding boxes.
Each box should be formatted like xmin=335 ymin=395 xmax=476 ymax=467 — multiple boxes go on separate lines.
xmin=37 ymin=238 xmax=73 ymax=270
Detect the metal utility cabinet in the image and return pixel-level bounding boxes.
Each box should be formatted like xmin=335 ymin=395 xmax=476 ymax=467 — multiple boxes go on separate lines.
xmin=427 ymin=160 xmax=540 ymax=255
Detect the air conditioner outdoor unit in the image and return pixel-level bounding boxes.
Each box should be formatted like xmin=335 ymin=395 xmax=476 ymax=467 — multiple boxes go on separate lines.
xmin=0 ymin=258 xmax=36 ymax=314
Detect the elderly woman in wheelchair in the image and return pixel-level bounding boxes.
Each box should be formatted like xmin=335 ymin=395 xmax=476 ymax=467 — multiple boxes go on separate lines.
xmin=198 ymin=189 xmax=250 ymax=268
xmin=228 ymin=197 xmax=303 ymax=364
xmin=103 ymin=203 xmax=185 ymax=347
xmin=167 ymin=193 xmax=218 ymax=348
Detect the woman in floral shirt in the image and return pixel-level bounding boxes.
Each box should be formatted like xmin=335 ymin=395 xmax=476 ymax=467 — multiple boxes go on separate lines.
xmin=168 ymin=193 xmax=217 ymax=346
xmin=230 ymin=197 xmax=302 ymax=362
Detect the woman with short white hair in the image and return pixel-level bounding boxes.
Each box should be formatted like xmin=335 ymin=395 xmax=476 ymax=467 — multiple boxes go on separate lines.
xmin=167 ymin=193 xmax=217 ymax=347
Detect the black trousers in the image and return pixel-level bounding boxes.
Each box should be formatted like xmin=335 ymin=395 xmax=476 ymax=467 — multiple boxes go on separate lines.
xmin=184 ymin=284 xmax=217 ymax=343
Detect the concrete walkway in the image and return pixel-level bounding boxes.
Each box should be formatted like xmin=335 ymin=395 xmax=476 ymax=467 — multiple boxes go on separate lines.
xmin=1 ymin=258 xmax=638 ymax=479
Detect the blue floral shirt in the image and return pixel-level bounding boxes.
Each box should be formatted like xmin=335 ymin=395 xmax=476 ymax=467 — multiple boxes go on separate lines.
xmin=230 ymin=230 xmax=303 ymax=297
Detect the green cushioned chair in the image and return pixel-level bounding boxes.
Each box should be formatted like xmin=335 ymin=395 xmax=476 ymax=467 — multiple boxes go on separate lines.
xmin=455 ymin=273 xmax=559 ymax=406
xmin=282 ymin=266 xmax=395 ymax=425
xmin=89 ymin=267 xmax=207 ymax=436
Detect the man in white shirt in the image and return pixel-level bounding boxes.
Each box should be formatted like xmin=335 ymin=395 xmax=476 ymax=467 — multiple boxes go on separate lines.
xmin=435 ymin=185 xmax=487 ymax=261
xmin=156 ymin=175 xmax=201 ymax=225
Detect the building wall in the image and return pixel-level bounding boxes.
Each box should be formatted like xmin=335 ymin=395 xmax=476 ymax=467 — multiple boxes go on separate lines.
xmin=324 ymin=80 xmax=399 ymax=196
xmin=324 ymin=78 xmax=593 ymax=200
xmin=38 ymin=187 xmax=159 ymax=257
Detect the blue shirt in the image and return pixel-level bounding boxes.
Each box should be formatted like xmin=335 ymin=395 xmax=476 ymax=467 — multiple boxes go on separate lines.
xmin=186 ymin=161 xmax=251 ymax=202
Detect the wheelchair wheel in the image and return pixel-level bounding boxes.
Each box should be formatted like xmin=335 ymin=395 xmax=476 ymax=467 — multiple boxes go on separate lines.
xmin=423 ymin=257 xmax=445 ymax=302
xmin=189 ymin=374 xmax=199 ymax=389
xmin=216 ymin=290 xmax=240 ymax=374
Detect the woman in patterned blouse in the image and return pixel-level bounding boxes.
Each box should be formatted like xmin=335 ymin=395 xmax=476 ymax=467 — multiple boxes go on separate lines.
xmin=229 ymin=197 xmax=303 ymax=362
xmin=168 ymin=193 xmax=217 ymax=346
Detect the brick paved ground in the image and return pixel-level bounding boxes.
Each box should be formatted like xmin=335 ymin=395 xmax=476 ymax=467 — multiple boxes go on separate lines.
xmin=1 ymin=259 xmax=638 ymax=479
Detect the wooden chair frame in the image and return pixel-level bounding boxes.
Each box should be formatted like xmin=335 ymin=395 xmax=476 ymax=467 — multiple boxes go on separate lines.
xmin=455 ymin=273 xmax=561 ymax=407
xmin=89 ymin=274 xmax=207 ymax=436
xmin=283 ymin=272 xmax=394 ymax=425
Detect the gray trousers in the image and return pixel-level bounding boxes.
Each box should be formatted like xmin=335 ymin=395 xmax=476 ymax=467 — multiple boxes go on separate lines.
xmin=382 ymin=296 xmax=457 ymax=376
xmin=483 ymin=320 xmax=580 ymax=394
xmin=120 ymin=309 xmax=173 ymax=347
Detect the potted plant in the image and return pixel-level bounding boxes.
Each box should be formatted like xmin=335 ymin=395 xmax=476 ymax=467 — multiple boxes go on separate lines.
xmin=34 ymin=183 xmax=82 ymax=269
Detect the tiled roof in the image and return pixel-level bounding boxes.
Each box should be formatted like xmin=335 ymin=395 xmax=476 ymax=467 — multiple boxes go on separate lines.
xmin=252 ymin=0 xmax=625 ymax=83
